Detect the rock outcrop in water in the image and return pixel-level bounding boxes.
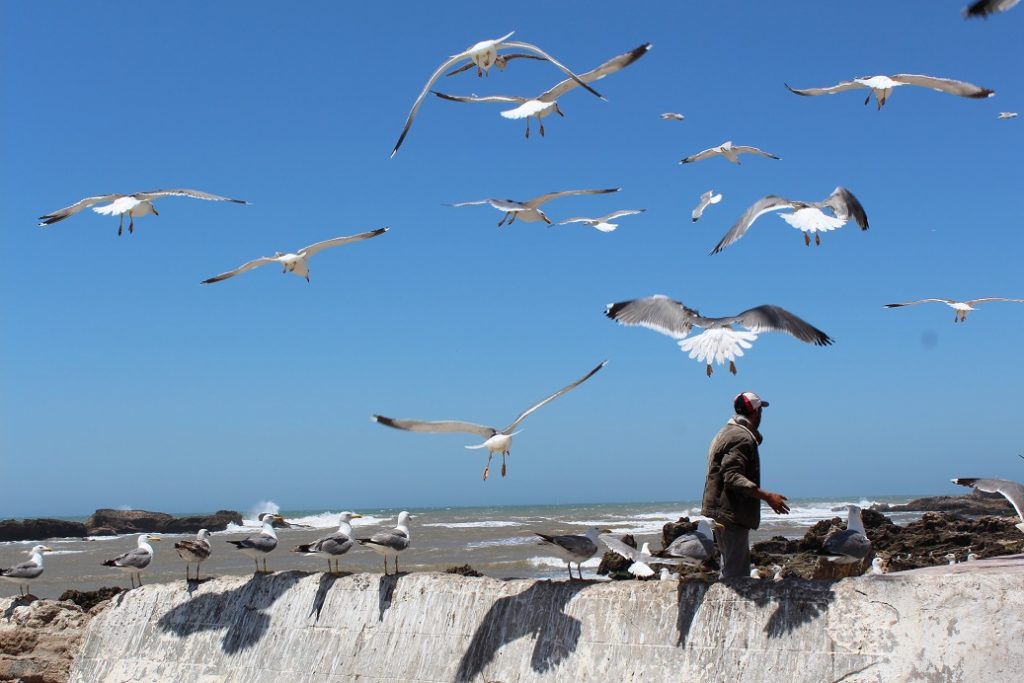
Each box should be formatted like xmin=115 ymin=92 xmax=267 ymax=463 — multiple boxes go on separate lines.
xmin=0 ymin=509 xmax=244 ymax=543
xmin=0 ymin=519 xmax=87 ymax=543
xmin=870 ymin=490 xmax=1013 ymax=516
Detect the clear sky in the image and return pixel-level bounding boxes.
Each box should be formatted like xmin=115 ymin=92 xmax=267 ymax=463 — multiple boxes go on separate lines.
xmin=2 ymin=2 xmax=1022 ymax=517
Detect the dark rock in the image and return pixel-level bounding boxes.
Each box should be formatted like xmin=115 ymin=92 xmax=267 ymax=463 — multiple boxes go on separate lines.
xmin=661 ymin=517 xmax=698 ymax=547
xmin=84 ymin=509 xmax=242 ymax=535
xmin=871 ymin=492 xmax=1013 ymax=516
xmin=57 ymin=587 xmax=124 ymax=612
xmin=444 ymin=564 xmax=483 ymax=577
xmin=0 ymin=518 xmax=87 ymax=543
xmin=156 ymin=510 xmax=243 ymax=533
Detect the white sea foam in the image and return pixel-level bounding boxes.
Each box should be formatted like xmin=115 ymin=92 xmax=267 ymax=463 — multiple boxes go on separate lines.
xmin=466 ymin=536 xmax=536 ymax=550
xmin=245 ymin=500 xmax=280 ymax=521
xmin=423 ymin=521 xmax=522 ymax=529
xmin=527 ymin=556 xmax=601 ymax=569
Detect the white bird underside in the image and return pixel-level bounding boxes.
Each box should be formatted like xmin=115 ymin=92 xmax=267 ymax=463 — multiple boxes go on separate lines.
xmin=678 ymin=328 xmax=757 ymax=367
xmin=691 ymin=190 xmax=722 ymax=222
xmin=785 ymin=74 xmax=995 ymax=109
xmin=38 ymin=189 xmax=248 ymax=227
xmin=778 ymin=207 xmax=847 ymax=233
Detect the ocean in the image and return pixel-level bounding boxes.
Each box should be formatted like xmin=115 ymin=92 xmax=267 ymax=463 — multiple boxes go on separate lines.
xmin=1 ymin=497 xmax=927 ymax=599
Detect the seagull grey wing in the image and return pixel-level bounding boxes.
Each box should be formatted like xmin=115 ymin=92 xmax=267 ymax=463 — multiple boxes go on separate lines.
xmin=174 ymin=540 xmax=211 ymax=560
xmin=710 ymin=195 xmax=797 ymax=255
xmin=605 ymin=295 xmax=697 ymax=339
xmin=730 ymin=145 xmax=780 ymax=160
xmin=447 ymin=199 xmax=496 ymax=208
xmin=372 ymin=415 xmax=497 ymax=439
xmin=367 ymin=528 xmax=410 ymax=551
xmin=821 ymin=530 xmax=871 ymax=559
xmin=299 ymin=227 xmax=389 ymax=257
xmin=38 ymin=194 xmax=123 ymax=226
xmin=502 ymin=360 xmax=607 ymax=432
xmin=599 ymin=535 xmax=643 ymax=562
xmin=556 ymin=217 xmax=595 ymax=226
xmin=445 ymin=52 xmax=547 ymax=76
xmin=679 ymin=146 xmax=719 ymax=164
xmin=883 ymin=298 xmax=956 ymax=308
xmin=542 ymin=534 xmax=596 ymax=557
xmin=312 ymin=532 xmax=355 ymax=555
xmin=502 ymin=40 xmax=613 ymax=100
xmin=964 ymin=0 xmax=1020 ymax=18
xmin=819 ymin=187 xmax=868 ymax=229
xmin=114 ymin=548 xmax=153 ymax=569
xmin=391 ymin=50 xmax=474 ymax=157
xmin=241 ymin=533 xmax=278 ymax=553
xmin=135 ymin=189 xmax=248 ymax=204
xmin=952 ymin=477 xmax=1024 ymax=521
xmin=963 ymin=297 xmax=1024 ymax=306
xmin=890 ymin=74 xmax=995 ymax=99
xmin=525 ymin=188 xmax=620 ymax=208
xmin=602 ymin=209 xmax=645 ymax=221
xmin=200 ymin=256 xmax=278 ymax=284
xmin=664 ymin=533 xmax=713 ymax=562
xmin=536 ymin=42 xmax=650 ymax=102
xmin=729 ymin=305 xmax=834 ymax=346
xmin=784 ymin=80 xmax=864 ymax=97
xmin=2 ymin=560 xmax=43 ymax=580
xmin=431 ymin=91 xmax=528 ymax=105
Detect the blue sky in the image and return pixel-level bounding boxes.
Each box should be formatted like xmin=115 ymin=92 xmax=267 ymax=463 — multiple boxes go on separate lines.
xmin=2 ymin=2 xmax=1022 ymax=517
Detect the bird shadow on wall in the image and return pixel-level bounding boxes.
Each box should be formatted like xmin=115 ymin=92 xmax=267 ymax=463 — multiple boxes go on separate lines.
xmin=157 ymin=571 xmax=304 ymax=654
xmin=676 ymin=578 xmax=838 ymax=646
xmin=378 ymin=574 xmax=401 ymax=622
xmin=454 ymin=580 xmax=589 ymax=683
xmin=311 ymin=572 xmax=347 ymax=621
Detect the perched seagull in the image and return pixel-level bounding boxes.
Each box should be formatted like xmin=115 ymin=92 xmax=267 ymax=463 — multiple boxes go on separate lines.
xmin=102 ymin=534 xmax=160 ymax=588
xmin=660 ymin=112 xmax=685 ymax=121
xmin=819 ymin=505 xmax=871 ymax=565
xmin=536 ymin=526 xmax=608 ymax=580
xmin=749 ymin=565 xmax=762 ymax=579
xmin=772 ymin=564 xmax=789 ymax=581
xmin=964 ymin=0 xmax=1020 ymax=18
xmin=0 ymin=545 xmax=52 ymax=596
xmin=884 ymin=297 xmax=1024 ymax=323
xmin=867 ymin=557 xmax=886 ymax=575
xmin=174 ymin=529 xmax=212 ymax=582
xmin=785 ymin=74 xmax=994 ymax=110
xmin=606 ymin=295 xmax=832 ymax=376
xmin=357 ymin=511 xmax=413 ymax=575
xmin=449 ymin=188 xmax=619 ymax=226
xmin=556 ymin=209 xmax=645 ymax=233
xmin=710 ymin=187 xmax=869 ymax=253
xmin=944 ymin=553 xmax=959 ymax=565
xmin=691 ymin=190 xmax=722 ymax=223
xmin=681 ymin=140 xmax=780 ymax=166
xmin=38 ymin=189 xmax=248 ymax=236
xmin=952 ymin=477 xmax=1024 ymax=532
xmin=967 ymin=552 xmax=980 ymax=562
xmin=293 ymin=511 xmax=363 ymax=574
xmin=391 ymin=32 xmax=602 ymax=157
xmin=600 ymin=536 xmax=691 ymax=579
xmin=200 ymin=227 xmax=389 ymax=284
xmin=661 ymin=518 xmax=720 ymax=565
xmin=373 ymin=361 xmax=607 ymax=479
xmin=227 ymin=514 xmax=284 ymax=574
xmin=998 ymin=112 xmax=1019 ymax=119
xmin=431 ymin=43 xmax=650 ymax=139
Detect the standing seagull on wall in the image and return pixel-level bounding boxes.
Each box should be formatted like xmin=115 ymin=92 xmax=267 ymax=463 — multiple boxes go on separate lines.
xmin=372 ymin=361 xmax=607 ymax=480
xmin=357 ymin=511 xmax=413 ymax=575
xmin=680 ymin=140 xmax=780 ymax=165
xmin=38 ymin=189 xmax=249 ymax=236
xmin=785 ymin=74 xmax=994 ymax=109
xmin=174 ymin=529 xmax=212 ymax=582
xmin=606 ymin=295 xmax=832 ymax=376
xmin=884 ymin=297 xmax=1024 ymax=323
xmin=390 ymin=32 xmax=603 ymax=157
xmin=448 ymin=188 xmax=619 ymax=226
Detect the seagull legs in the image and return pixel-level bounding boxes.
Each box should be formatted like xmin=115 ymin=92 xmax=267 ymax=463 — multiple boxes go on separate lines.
xmin=483 ymin=451 xmax=493 ymax=480
xmin=501 ymin=451 xmax=508 ymax=477
xmin=567 ymin=563 xmax=573 ymax=580
xmin=525 ymin=119 xmax=530 ymax=138
xmin=804 ymin=233 xmax=810 ymax=247
xmin=261 ymin=558 xmax=269 ymax=574
xmin=706 ymin=364 xmax=713 ymax=377
xmin=253 ymin=559 xmax=259 ymax=574
xmin=815 ymin=233 xmax=821 ymax=246
xmin=117 ymin=214 xmax=124 ymax=237
xmin=538 ymin=117 xmax=545 ymax=137
xmin=729 ymin=361 xmax=737 ymax=375
xmin=128 ymin=215 xmax=135 ymax=234
xmin=498 ymin=212 xmax=510 ymax=227
xmin=396 ymin=557 xmax=400 ymax=574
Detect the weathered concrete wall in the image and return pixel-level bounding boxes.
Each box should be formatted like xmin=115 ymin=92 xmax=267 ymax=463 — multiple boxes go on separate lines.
xmin=69 ymin=556 xmax=1024 ymax=682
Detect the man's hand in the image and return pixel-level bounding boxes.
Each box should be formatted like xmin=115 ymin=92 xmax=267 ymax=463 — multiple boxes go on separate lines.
xmin=758 ymin=490 xmax=790 ymax=515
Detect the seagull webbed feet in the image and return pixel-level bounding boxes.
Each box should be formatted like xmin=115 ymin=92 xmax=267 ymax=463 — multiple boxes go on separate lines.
xmin=815 ymin=233 xmax=821 ymax=246
xmin=804 ymin=233 xmax=810 ymax=247
xmin=501 ymin=452 xmax=507 ymax=477
xmin=705 ymin=364 xmax=713 ymax=378
xmin=729 ymin=361 xmax=737 ymax=375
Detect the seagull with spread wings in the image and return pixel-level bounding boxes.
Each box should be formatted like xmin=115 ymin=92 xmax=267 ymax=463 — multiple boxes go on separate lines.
xmin=373 ymin=361 xmax=607 ymax=480
xmin=390 ymin=32 xmax=602 ymax=157
xmin=600 ymin=536 xmax=695 ymax=578
xmin=785 ymin=74 xmax=994 ymax=109
xmin=661 ymin=112 xmax=685 ymax=121
xmin=38 ymin=189 xmax=249 ymax=236
xmin=448 ymin=188 xmax=619 ymax=226
xmin=557 ymin=209 xmax=644 ymax=233
xmin=710 ymin=186 xmax=868 ymax=253
xmin=964 ymin=0 xmax=1019 ymax=18
xmin=691 ymin=190 xmax=722 ymax=223
xmin=201 ymin=228 xmax=388 ymax=284
xmin=952 ymin=478 xmax=1024 ymax=532
xmin=606 ymin=296 xmax=832 ymax=376
xmin=430 ymin=43 xmax=650 ymax=138
xmin=680 ymin=140 xmax=780 ymax=165
xmin=884 ymin=297 xmax=1024 ymax=323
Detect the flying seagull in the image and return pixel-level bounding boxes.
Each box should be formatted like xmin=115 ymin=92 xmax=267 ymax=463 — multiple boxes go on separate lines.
xmin=448 ymin=188 xmax=619 ymax=226
xmin=557 ymin=209 xmax=645 ymax=233
xmin=691 ymin=190 xmax=722 ymax=223
xmin=102 ymin=534 xmax=160 ymax=588
xmin=606 ymin=295 xmax=832 ymax=376
xmin=680 ymin=140 xmax=780 ymax=165
xmin=661 ymin=518 xmax=721 ymax=565
xmin=964 ymin=0 xmax=1019 ymax=18
xmin=710 ymin=186 xmax=868 ymax=253
xmin=952 ymin=478 xmax=1024 ymax=532
xmin=357 ymin=511 xmax=413 ymax=575
xmin=660 ymin=112 xmax=685 ymax=121
xmin=0 ymin=545 xmax=52 ymax=596
xmin=390 ymin=32 xmax=602 ymax=157
xmin=998 ymin=112 xmax=1019 ymax=120
xmin=536 ymin=526 xmax=608 ymax=580
xmin=174 ymin=529 xmax=212 ymax=582
xmin=600 ymin=536 xmax=693 ymax=578
xmin=444 ymin=52 xmax=546 ymax=77
xmin=884 ymin=297 xmax=1024 ymax=323
xmin=38 ymin=189 xmax=248 ymax=236
xmin=227 ymin=514 xmax=284 ymax=574
xmin=293 ymin=511 xmax=363 ymax=574
xmin=201 ymin=227 xmax=389 ymax=284
xmin=431 ymin=43 xmax=651 ymax=138
xmin=785 ymin=74 xmax=994 ymax=110
xmin=373 ymin=360 xmax=607 ymax=480
xmin=819 ymin=505 xmax=871 ymax=564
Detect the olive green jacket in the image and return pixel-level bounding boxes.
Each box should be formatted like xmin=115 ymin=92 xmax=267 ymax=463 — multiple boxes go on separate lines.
xmin=701 ymin=416 xmax=763 ymax=530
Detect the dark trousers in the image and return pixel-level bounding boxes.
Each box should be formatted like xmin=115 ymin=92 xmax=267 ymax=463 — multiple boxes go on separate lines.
xmin=716 ymin=524 xmax=751 ymax=579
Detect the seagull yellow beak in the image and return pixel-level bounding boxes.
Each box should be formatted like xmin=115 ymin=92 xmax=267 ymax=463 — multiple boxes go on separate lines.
xmin=352 ymin=513 xmax=364 ymax=519
xmin=149 ymin=536 xmax=162 ymax=542
xmin=40 ymin=546 xmax=54 ymax=552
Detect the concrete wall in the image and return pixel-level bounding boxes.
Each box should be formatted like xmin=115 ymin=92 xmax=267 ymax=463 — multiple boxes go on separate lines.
xmin=69 ymin=556 xmax=1024 ymax=682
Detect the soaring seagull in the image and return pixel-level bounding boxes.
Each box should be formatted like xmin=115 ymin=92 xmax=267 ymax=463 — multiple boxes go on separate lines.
xmin=884 ymin=297 xmax=1024 ymax=323
xmin=998 ymin=112 xmax=1019 ymax=120
xmin=819 ymin=505 xmax=871 ymax=565
xmin=443 ymin=52 xmax=546 ymax=77
xmin=557 ymin=209 xmax=645 ymax=233
xmin=201 ymin=227 xmax=389 ymax=284
xmin=606 ymin=295 xmax=832 ymax=376
xmin=964 ymin=0 xmax=1019 ymax=18
xmin=102 ymin=534 xmax=160 ymax=588
xmin=390 ymin=32 xmax=602 ymax=157
xmin=357 ymin=511 xmax=413 ymax=575
xmin=174 ymin=529 xmax=212 ymax=582
xmin=1 ymin=545 xmax=52 ymax=596
xmin=227 ymin=514 xmax=285 ymax=574
xmin=431 ymin=43 xmax=651 ymax=138
xmin=680 ymin=140 xmax=780 ymax=165
xmin=38 ymin=189 xmax=248 ymax=236
xmin=536 ymin=526 xmax=609 ymax=580
xmin=785 ymin=74 xmax=994 ymax=110
xmin=710 ymin=186 xmax=869 ymax=253
xmin=952 ymin=478 xmax=1024 ymax=532
xmin=449 ymin=188 xmax=619 ymax=226
xmin=373 ymin=361 xmax=607 ymax=480
xmin=293 ymin=511 xmax=363 ymax=574
xmin=660 ymin=112 xmax=685 ymax=121
xmin=691 ymin=190 xmax=722 ymax=223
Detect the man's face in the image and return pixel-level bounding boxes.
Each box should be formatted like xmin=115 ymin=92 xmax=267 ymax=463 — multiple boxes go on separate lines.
xmin=750 ymin=407 xmax=763 ymax=428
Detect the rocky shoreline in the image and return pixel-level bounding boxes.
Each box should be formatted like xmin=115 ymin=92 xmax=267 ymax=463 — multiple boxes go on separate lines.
xmin=0 ymin=509 xmax=242 ymax=543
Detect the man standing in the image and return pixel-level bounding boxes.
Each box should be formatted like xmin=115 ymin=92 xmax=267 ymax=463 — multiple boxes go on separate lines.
xmin=701 ymin=391 xmax=790 ymax=578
